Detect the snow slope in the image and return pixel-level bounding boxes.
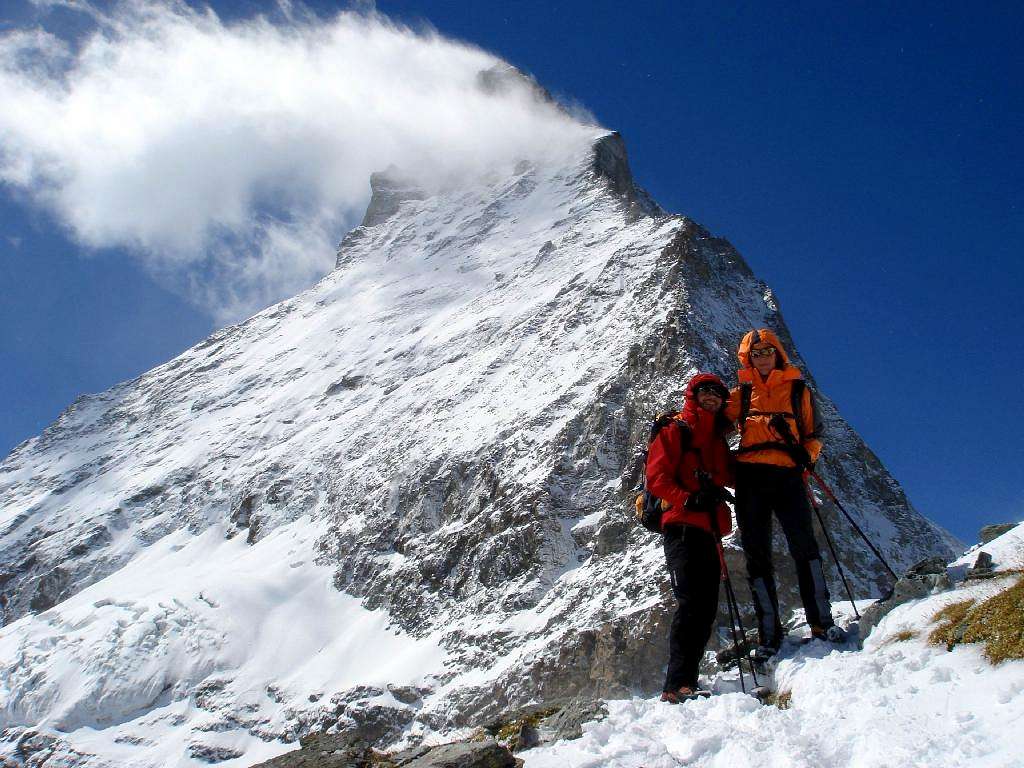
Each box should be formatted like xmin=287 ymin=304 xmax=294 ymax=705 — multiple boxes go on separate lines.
xmin=952 ymin=522 xmax=1024 ymax=572
xmin=523 ymin=574 xmax=1024 ymax=768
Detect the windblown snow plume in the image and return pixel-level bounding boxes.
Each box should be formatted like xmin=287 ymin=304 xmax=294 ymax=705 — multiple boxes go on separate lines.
xmin=0 ymin=0 xmax=596 ymax=322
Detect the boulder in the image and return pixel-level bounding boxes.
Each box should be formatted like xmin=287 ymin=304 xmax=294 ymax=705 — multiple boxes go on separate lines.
xmin=979 ymin=523 xmax=1016 ymax=545
xmin=966 ymin=551 xmax=996 ymax=580
xmin=480 ymin=697 xmax=608 ymax=753
xmin=403 ymin=739 xmax=518 ymax=768
xmin=859 ymin=557 xmax=953 ymax=637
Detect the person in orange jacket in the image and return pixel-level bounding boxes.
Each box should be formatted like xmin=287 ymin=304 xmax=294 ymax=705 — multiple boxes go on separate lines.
xmin=646 ymin=373 xmax=734 ymax=702
xmin=725 ymin=329 xmax=846 ymax=660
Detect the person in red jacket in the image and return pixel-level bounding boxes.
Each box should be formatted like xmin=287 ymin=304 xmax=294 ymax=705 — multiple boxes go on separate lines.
xmin=645 ymin=373 xmax=734 ymax=703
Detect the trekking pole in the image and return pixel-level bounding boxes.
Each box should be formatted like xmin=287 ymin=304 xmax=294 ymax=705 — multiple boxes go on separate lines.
xmin=805 ymin=471 xmax=899 ymax=581
xmin=768 ymin=416 xmax=899 ymax=582
xmin=700 ymin=479 xmax=759 ymax=693
xmin=712 ymin=534 xmax=758 ymax=693
xmin=803 ymin=485 xmax=861 ymax=620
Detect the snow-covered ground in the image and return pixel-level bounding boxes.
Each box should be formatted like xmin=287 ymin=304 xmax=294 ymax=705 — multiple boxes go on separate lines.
xmin=524 ymin=524 xmax=1024 ymax=768
xmin=3 ymin=528 xmax=1018 ymax=767
xmin=0 ymin=518 xmax=447 ymax=767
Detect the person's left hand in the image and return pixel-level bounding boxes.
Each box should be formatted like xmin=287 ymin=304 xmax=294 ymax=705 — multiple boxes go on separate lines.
xmin=685 ymin=489 xmax=718 ymax=511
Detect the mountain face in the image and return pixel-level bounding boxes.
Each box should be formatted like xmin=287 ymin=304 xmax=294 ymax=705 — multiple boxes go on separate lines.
xmin=0 ymin=131 xmax=960 ymax=767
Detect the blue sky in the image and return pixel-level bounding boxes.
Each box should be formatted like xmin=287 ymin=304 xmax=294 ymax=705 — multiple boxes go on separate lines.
xmin=1 ymin=0 xmax=1021 ymax=543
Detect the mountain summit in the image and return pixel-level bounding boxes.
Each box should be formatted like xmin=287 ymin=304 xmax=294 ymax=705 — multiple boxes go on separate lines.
xmin=0 ymin=129 xmax=958 ymax=766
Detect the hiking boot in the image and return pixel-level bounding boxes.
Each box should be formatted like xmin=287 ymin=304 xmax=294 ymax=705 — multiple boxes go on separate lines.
xmin=660 ymin=690 xmax=680 ymax=704
xmin=677 ymin=686 xmax=711 ymax=700
xmin=810 ymin=624 xmax=848 ymax=643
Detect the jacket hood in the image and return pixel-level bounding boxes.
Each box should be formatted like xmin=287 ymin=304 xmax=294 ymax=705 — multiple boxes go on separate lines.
xmin=685 ymin=372 xmax=730 ymax=403
xmin=681 ymin=373 xmax=731 ymax=437
xmin=737 ymin=328 xmax=792 ymax=369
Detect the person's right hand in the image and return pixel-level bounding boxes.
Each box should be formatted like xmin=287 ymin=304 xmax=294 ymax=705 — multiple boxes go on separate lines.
xmin=685 ymin=489 xmax=718 ymax=511
xmin=789 ymin=444 xmax=813 ymax=470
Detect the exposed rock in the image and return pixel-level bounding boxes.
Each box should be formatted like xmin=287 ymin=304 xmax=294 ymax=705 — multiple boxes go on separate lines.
xmin=966 ymin=551 xmax=996 ymax=580
xmin=250 ymin=735 xmax=519 ymax=768
xmin=387 ymin=745 xmax=432 ymax=765
xmin=386 ymin=684 xmax=423 ymax=705
xmin=476 ymin=63 xmax=554 ymax=107
xmin=358 ymin=167 xmax=428 ymax=230
xmin=860 ymin=559 xmax=954 ymax=637
xmin=338 ymin=702 xmax=414 ymax=746
xmin=592 ymin=518 xmax=631 ymax=557
xmin=533 ymin=699 xmax=608 ymax=743
xmin=325 ymin=376 xmax=365 ymax=396
xmin=187 ymin=743 xmax=245 ymax=763
xmin=2 ymin=729 xmax=95 ymax=767
xmin=979 ymin=523 xmax=1016 ymax=544
xmin=591 ymin=132 xmax=662 ymax=219
xmin=402 ymin=740 xmax=518 ymax=768
xmin=333 ymin=686 xmax=386 ymax=705
xmin=28 ymin=566 xmax=69 ymax=612
xmin=250 ymin=730 xmax=373 ymax=767
xmin=905 ymin=556 xmax=947 ymax=577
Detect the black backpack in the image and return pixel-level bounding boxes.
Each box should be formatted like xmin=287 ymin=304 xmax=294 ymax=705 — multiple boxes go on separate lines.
xmin=633 ymin=412 xmax=693 ymax=533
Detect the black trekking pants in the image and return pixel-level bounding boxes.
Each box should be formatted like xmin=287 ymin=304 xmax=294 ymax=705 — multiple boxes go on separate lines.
xmin=735 ymin=463 xmax=834 ymax=641
xmin=663 ymin=525 xmax=721 ymax=692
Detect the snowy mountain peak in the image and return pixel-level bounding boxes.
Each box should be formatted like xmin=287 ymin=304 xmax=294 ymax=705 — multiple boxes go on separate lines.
xmin=475 ymin=63 xmax=555 ymax=105
xmin=590 ymin=132 xmax=661 ymax=218
xmin=0 ymin=130 xmax=960 ymax=767
xmin=359 ymin=166 xmax=429 ymax=230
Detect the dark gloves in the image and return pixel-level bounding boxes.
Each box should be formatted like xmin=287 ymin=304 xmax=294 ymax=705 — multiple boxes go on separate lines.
xmin=788 ymin=444 xmax=813 ymax=470
xmin=685 ymin=489 xmax=719 ymax=512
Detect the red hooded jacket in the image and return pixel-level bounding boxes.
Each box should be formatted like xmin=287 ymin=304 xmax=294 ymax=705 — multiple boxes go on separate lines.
xmin=645 ymin=373 xmax=734 ymax=535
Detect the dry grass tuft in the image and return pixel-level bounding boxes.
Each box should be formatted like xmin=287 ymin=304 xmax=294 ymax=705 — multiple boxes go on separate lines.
xmin=889 ymin=629 xmax=919 ymax=643
xmin=962 ymin=577 xmax=1024 ymax=663
xmin=928 ymin=576 xmax=1024 ymax=663
xmin=928 ymin=600 xmax=976 ymax=649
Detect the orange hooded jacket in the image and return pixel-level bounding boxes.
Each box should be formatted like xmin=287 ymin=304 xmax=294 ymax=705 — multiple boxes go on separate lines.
xmin=725 ymin=329 xmax=822 ymax=469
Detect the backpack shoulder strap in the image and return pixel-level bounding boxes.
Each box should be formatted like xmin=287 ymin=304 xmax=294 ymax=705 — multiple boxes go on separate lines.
xmin=794 ymin=379 xmax=824 ymax=440
xmin=674 ymin=418 xmax=694 ymax=454
xmin=738 ymin=382 xmax=753 ymax=432
xmin=790 ymin=379 xmax=824 ymax=441
xmin=790 ymin=379 xmax=806 ymax=441
xmin=648 ymin=411 xmax=679 ymax=443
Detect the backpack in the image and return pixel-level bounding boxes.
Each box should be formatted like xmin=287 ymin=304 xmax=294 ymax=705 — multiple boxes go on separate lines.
xmin=633 ymin=412 xmax=694 ymax=533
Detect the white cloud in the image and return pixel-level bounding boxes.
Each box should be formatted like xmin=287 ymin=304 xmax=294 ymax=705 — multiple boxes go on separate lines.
xmin=0 ymin=0 xmax=597 ymax=324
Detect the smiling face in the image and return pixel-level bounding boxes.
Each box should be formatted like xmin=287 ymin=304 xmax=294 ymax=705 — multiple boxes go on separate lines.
xmin=695 ymin=387 xmax=724 ymax=412
xmin=749 ymin=344 xmax=777 ymax=377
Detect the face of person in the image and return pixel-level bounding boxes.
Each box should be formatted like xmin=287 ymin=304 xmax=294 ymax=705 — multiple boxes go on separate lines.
xmin=749 ymin=344 xmax=777 ymax=376
xmin=696 ymin=388 xmax=724 ymax=412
